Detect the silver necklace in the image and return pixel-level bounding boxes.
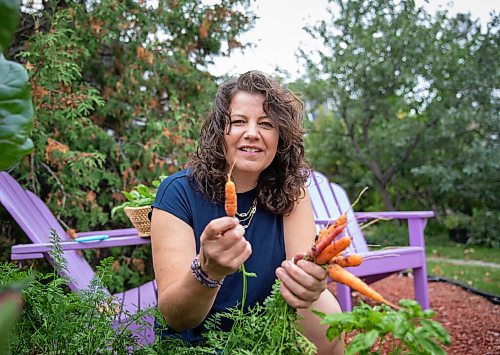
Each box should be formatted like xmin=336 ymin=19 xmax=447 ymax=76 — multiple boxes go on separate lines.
xmin=236 ymin=198 xmax=257 ymax=229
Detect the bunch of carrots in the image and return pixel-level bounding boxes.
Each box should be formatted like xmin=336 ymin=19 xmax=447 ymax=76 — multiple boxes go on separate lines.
xmin=224 ymin=163 xmax=397 ymax=310
xmin=293 ymin=213 xmax=398 ymax=309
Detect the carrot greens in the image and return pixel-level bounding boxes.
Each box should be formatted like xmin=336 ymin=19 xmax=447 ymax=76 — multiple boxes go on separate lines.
xmin=159 ymin=280 xmax=316 ymax=354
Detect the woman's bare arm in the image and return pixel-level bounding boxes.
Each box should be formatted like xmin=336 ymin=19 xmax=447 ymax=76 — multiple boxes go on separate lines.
xmin=151 ymin=208 xmax=250 ymax=330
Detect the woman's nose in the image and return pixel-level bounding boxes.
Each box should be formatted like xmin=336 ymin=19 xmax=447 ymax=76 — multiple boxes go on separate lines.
xmin=244 ymin=122 xmax=259 ymax=139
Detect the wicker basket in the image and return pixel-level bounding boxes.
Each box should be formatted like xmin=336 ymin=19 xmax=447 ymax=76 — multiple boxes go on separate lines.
xmin=124 ymin=206 xmax=152 ymax=237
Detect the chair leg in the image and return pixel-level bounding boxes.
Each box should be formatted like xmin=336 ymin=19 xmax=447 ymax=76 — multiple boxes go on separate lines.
xmin=336 ymin=283 xmax=352 ymax=312
xmin=413 ymin=266 xmax=430 ymax=310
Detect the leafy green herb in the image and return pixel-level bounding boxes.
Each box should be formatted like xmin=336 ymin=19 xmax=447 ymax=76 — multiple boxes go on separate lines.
xmin=315 ymin=300 xmax=451 ymax=355
xmin=111 ymin=175 xmax=167 ymax=217
xmin=150 ymin=280 xmax=317 ymax=354
xmin=1 ymin=229 xmax=154 ymax=354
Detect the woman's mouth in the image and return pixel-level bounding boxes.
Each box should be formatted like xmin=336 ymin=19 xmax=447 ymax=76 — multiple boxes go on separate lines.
xmin=240 ymin=147 xmax=262 ymax=153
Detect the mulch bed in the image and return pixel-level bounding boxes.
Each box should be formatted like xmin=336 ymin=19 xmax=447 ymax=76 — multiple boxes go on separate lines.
xmin=330 ymin=274 xmax=500 ymax=354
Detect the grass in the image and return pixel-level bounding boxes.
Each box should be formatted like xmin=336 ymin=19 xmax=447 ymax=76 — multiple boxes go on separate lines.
xmin=425 ymin=234 xmax=500 ymax=296
xmin=363 ymin=221 xmax=500 ymax=296
xmin=425 ymin=230 xmax=499 ymax=263
xmin=426 ymin=261 xmax=500 ymax=296
xmin=426 ymin=244 xmax=498 ymax=263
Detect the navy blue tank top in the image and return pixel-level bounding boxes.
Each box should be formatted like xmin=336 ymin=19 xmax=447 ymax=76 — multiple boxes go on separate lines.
xmin=152 ymin=169 xmax=286 ymax=343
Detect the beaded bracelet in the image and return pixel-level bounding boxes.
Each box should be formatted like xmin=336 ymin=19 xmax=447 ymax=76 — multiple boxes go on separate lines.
xmin=191 ymin=255 xmax=224 ymax=288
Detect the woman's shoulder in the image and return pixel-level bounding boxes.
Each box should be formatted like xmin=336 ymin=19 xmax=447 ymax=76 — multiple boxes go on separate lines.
xmin=160 ymin=169 xmax=189 ymax=187
xmin=155 ymin=169 xmax=194 ymax=201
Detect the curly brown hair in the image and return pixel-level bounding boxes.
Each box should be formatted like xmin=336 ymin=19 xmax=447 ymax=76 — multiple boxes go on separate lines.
xmin=188 ymin=70 xmax=310 ymax=215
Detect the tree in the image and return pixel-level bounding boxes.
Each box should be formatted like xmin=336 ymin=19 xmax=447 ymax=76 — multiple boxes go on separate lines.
xmin=5 ymin=0 xmax=255 ymax=231
xmin=299 ymin=0 xmax=499 ymax=215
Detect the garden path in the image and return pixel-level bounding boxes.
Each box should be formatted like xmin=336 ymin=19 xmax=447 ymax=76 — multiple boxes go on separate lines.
xmin=427 ymin=257 xmax=500 ymax=269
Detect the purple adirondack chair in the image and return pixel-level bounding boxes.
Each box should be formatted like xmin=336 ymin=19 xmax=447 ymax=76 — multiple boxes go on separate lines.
xmin=0 ymin=172 xmax=157 ymax=344
xmin=307 ymin=170 xmax=433 ymax=311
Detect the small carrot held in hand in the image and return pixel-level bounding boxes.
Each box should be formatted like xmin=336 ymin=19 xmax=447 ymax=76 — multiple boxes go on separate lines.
xmin=329 ymin=253 xmax=363 ymax=267
xmin=225 ymin=161 xmax=237 ymax=217
xmin=327 ymin=264 xmax=399 ymax=309
xmin=314 ymin=236 xmax=352 ymax=265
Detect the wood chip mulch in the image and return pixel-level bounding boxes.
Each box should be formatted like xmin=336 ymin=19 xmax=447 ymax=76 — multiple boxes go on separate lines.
xmin=329 ymin=274 xmax=500 ymax=354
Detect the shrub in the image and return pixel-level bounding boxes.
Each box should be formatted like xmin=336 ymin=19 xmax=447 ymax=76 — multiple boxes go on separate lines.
xmin=468 ymin=209 xmax=500 ymax=248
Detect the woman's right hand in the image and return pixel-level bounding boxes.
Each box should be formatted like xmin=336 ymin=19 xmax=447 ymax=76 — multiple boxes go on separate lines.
xmin=199 ymin=217 xmax=252 ymax=281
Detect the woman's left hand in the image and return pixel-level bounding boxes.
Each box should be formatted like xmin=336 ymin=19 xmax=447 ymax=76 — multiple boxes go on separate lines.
xmin=275 ymin=259 xmax=327 ymax=309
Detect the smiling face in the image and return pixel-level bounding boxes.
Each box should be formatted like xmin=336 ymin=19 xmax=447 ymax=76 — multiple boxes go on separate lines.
xmin=224 ymin=91 xmax=279 ymax=191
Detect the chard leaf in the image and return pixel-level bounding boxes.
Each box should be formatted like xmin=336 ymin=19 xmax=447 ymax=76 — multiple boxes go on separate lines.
xmin=346 ymin=329 xmax=379 ymax=355
xmin=0 ymin=53 xmax=34 ymax=170
xmin=0 ymin=0 xmax=19 ymax=52
xmin=416 ymin=335 xmax=447 ymax=355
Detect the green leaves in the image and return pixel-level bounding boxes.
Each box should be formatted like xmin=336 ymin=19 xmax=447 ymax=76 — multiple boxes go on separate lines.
xmin=317 ymin=300 xmax=451 ymax=354
xmin=201 ymin=280 xmax=316 ymax=354
xmin=111 ymin=175 xmax=167 ymax=217
xmin=0 ymin=242 xmax=155 ymax=354
xmin=346 ymin=329 xmax=378 ymax=355
xmin=0 ymin=0 xmax=19 ymax=52
xmin=0 ymin=0 xmax=34 ymax=170
xmin=151 ymin=280 xmax=317 ymax=354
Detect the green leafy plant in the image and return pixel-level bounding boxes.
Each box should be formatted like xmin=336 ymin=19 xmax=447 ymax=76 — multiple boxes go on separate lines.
xmin=0 ymin=229 xmax=155 ymax=353
xmin=0 ymin=0 xmax=34 ymax=170
xmin=111 ymin=175 xmax=167 ymax=217
xmin=315 ymin=300 xmax=451 ymax=355
xmin=147 ymin=280 xmax=316 ymax=354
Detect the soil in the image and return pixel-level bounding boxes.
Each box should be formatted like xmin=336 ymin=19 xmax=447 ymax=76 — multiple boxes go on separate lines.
xmin=329 ymin=274 xmax=500 ymax=354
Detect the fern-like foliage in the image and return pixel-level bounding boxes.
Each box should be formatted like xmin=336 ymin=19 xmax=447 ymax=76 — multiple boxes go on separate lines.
xmin=150 ymin=281 xmax=316 ymax=354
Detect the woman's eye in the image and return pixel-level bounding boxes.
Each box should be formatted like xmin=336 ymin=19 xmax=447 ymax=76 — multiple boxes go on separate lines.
xmin=259 ymin=121 xmax=275 ymax=129
xmin=231 ymin=119 xmax=246 ymax=125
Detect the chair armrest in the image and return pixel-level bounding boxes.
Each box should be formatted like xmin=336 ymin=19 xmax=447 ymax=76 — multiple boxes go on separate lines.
xmin=354 ymin=211 xmax=435 ymax=220
xmin=355 ymin=211 xmax=434 ymax=248
xmin=76 ymin=228 xmax=139 ymax=238
xmin=11 ymin=235 xmax=151 ymax=261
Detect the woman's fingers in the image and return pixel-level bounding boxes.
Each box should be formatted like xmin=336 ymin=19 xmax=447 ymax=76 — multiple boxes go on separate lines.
xmin=202 ymin=217 xmax=239 ymax=241
xmin=276 ymin=260 xmax=327 ymax=308
xmin=200 ymin=217 xmax=252 ymax=278
xmin=295 ymin=259 xmax=328 ymax=282
xmin=278 ymin=282 xmax=310 ymax=309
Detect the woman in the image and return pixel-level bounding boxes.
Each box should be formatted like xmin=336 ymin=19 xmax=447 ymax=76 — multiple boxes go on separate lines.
xmin=151 ymin=70 xmax=343 ymax=354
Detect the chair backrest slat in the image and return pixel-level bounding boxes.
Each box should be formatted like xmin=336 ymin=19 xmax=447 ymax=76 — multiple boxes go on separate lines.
xmin=0 ymin=173 xmax=53 ymax=244
xmin=307 ymin=171 xmax=369 ymax=253
xmin=0 ymin=172 xmax=96 ymax=290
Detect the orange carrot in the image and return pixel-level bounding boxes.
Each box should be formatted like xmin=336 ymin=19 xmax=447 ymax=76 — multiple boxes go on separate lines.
xmin=331 ymin=212 xmax=347 ymax=230
xmin=311 ymin=224 xmax=346 ymax=258
xmin=314 ymin=236 xmax=352 ymax=265
xmin=329 ymin=254 xmax=363 ymax=267
xmin=327 ymin=264 xmax=399 ymax=309
xmin=225 ymin=161 xmax=237 ymax=217
xmin=315 ymin=227 xmax=329 ymax=244
xmin=316 ymin=213 xmax=347 ymax=244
